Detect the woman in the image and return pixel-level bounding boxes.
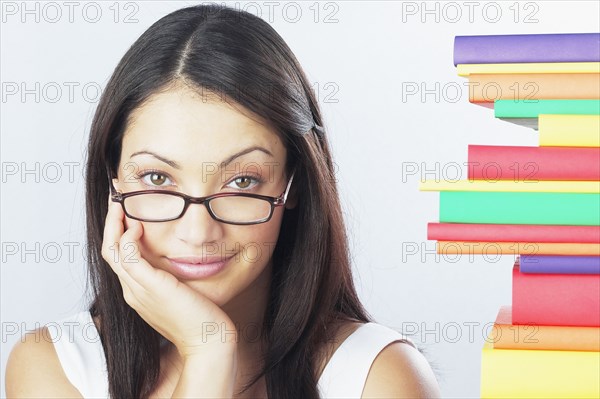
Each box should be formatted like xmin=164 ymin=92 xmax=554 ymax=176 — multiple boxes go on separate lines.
xmin=6 ymin=4 xmax=440 ymax=398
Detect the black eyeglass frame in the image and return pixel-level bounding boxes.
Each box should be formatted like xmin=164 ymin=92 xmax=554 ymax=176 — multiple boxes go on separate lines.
xmin=107 ymin=166 xmax=296 ymax=225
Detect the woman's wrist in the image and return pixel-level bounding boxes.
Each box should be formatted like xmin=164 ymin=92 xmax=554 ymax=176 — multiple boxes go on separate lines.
xmin=181 ymin=340 xmax=238 ymax=363
xmin=176 ymin=320 xmax=240 ymax=359
xmin=172 ymin=346 xmax=238 ymax=398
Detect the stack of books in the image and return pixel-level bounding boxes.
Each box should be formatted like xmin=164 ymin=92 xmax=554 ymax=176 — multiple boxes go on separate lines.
xmin=420 ymin=33 xmax=600 ymax=398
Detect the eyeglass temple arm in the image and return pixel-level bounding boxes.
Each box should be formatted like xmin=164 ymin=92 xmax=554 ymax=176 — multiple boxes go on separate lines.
xmin=106 ymin=166 xmax=120 ymax=198
xmin=281 ymin=169 xmax=296 ymax=203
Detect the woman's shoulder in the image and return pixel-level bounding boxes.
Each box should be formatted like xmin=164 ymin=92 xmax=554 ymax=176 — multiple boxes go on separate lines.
xmin=5 ymin=325 xmax=84 ymax=398
xmin=315 ymin=318 xmax=378 ymax=378
xmin=317 ymin=318 xmax=440 ymax=398
xmin=318 ymin=318 xmax=415 ymax=362
xmin=361 ymin=335 xmax=441 ymax=397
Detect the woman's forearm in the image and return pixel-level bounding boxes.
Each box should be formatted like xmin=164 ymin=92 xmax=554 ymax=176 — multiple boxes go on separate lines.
xmin=171 ymin=345 xmax=238 ymax=398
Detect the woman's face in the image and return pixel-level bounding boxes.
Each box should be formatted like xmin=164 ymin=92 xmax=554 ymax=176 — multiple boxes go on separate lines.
xmin=113 ymin=84 xmax=293 ymax=307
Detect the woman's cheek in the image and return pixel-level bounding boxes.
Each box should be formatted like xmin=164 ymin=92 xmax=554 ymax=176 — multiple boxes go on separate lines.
xmin=249 ymin=223 xmax=283 ymax=262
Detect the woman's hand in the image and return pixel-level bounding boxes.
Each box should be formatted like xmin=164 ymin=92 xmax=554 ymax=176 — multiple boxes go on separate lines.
xmin=101 ymin=194 xmax=238 ymax=359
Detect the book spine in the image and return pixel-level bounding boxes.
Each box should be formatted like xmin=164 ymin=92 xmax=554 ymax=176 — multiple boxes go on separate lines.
xmin=440 ymin=191 xmax=600 ymax=225
xmin=427 ymin=223 xmax=600 ymax=243
xmin=481 ymin=338 xmax=600 ymax=398
xmin=539 ymin=114 xmax=600 ymax=147
xmin=454 ymin=33 xmax=600 ymax=65
xmin=437 ymin=241 xmax=600 ymax=256
xmin=520 ymin=255 xmax=600 ymax=274
xmin=493 ymin=306 xmax=600 ymax=351
xmin=468 ymin=144 xmax=600 ymax=180
xmin=468 ymin=73 xmax=600 ymax=103
xmin=512 ymin=264 xmax=600 ymax=327
xmin=420 ymin=179 xmax=600 ymax=193
xmin=494 ymin=99 xmax=600 ymax=118
xmin=457 ymin=62 xmax=600 ymax=76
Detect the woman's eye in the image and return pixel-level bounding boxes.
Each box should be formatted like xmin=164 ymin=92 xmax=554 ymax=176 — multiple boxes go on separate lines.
xmin=228 ymin=176 xmax=260 ymax=190
xmin=140 ymin=172 xmax=171 ymax=187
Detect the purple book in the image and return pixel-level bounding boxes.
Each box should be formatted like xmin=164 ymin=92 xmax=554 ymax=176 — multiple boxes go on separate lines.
xmin=520 ymin=255 xmax=600 ymax=275
xmin=454 ymin=33 xmax=600 ymax=65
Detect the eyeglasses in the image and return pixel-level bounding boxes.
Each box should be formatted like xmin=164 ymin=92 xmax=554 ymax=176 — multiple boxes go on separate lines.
xmin=107 ymin=167 xmax=296 ymax=225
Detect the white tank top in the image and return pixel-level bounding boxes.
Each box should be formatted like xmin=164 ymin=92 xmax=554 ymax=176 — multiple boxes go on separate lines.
xmin=47 ymin=310 xmax=414 ymax=398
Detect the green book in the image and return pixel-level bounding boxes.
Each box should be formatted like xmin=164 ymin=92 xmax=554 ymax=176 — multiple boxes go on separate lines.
xmin=495 ymin=100 xmax=600 ymax=130
xmin=440 ymin=191 xmax=600 ymax=225
xmin=495 ymin=99 xmax=600 ymax=118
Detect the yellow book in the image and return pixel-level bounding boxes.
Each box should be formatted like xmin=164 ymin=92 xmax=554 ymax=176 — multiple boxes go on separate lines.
xmin=419 ymin=179 xmax=600 ymax=193
xmin=481 ymin=337 xmax=600 ymax=398
xmin=539 ymin=114 xmax=600 ymax=147
xmin=457 ymin=62 xmax=600 ymax=76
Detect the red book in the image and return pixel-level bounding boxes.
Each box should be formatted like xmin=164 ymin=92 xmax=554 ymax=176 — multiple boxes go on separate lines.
xmin=427 ymin=222 xmax=600 ymax=243
xmin=512 ymin=262 xmax=600 ymax=327
xmin=468 ymin=145 xmax=600 ymax=181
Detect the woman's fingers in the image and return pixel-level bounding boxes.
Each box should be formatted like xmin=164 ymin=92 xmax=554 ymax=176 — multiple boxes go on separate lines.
xmin=118 ymin=219 xmax=143 ymax=272
xmin=103 ymin=194 xmax=178 ymax=301
xmin=101 ymin=195 xmax=145 ymax=297
xmin=123 ymin=220 xmax=185 ymax=300
xmin=118 ymin=219 xmax=167 ymax=289
xmin=101 ymin=194 xmax=124 ymax=271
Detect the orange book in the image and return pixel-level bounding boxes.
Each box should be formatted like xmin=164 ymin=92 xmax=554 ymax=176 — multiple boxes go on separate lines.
xmin=468 ymin=73 xmax=600 ymax=103
xmin=492 ymin=305 xmax=600 ymax=351
xmin=436 ymin=241 xmax=600 ymax=256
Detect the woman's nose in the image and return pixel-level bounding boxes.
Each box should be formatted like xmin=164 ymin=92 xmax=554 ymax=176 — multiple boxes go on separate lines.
xmin=173 ymin=202 xmax=224 ymax=246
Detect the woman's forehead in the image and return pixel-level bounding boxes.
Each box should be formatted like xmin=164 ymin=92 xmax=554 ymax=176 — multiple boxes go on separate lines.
xmin=123 ymin=89 xmax=285 ymax=153
xmin=125 ymin=87 xmax=277 ymax=138
xmin=120 ymin=87 xmax=287 ymax=171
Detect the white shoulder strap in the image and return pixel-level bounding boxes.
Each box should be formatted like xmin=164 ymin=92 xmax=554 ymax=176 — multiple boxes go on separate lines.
xmin=317 ymin=322 xmax=414 ymax=398
xmin=46 ymin=311 xmax=110 ymax=398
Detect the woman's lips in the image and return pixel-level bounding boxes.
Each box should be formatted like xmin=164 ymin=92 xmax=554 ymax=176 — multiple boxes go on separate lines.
xmin=166 ymin=255 xmax=234 ymax=280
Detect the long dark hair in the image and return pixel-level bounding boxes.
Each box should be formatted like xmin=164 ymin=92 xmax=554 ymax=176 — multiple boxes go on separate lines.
xmin=85 ymin=4 xmax=375 ymax=398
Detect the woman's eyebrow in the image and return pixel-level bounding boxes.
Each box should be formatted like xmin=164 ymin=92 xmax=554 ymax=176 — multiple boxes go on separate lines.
xmin=129 ymin=146 xmax=274 ymax=169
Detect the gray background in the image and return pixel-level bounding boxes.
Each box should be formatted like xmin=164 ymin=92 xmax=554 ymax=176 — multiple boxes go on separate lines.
xmin=2 ymin=1 xmax=599 ymax=397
